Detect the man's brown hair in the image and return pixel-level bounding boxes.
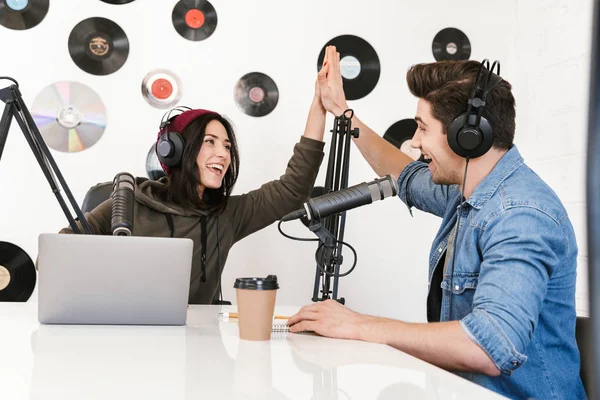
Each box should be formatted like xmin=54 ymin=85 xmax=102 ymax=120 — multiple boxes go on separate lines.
xmin=406 ymin=60 xmax=516 ymax=150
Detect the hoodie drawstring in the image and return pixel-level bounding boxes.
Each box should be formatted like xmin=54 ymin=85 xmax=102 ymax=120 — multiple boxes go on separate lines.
xmin=165 ymin=214 xmax=207 ymax=283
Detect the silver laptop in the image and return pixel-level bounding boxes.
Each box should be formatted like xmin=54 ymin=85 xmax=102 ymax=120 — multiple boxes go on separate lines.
xmin=37 ymin=233 xmax=193 ymax=325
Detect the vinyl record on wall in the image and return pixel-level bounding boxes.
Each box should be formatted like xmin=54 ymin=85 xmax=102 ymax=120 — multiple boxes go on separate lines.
xmin=0 ymin=241 xmax=36 ymax=302
xmin=0 ymin=0 xmax=49 ymax=30
xmin=383 ymin=119 xmax=423 ymax=161
xmin=432 ymin=27 xmax=471 ymax=61
xmin=141 ymin=69 xmax=183 ymax=109
xmin=100 ymin=0 xmax=136 ymax=4
xmin=31 ymin=81 xmax=107 ymax=153
xmin=68 ymin=17 xmax=129 ymax=76
xmin=146 ymin=144 xmax=166 ymax=180
xmin=317 ymin=35 xmax=381 ymax=100
xmin=172 ymin=0 xmax=217 ymax=41
xmin=234 ymin=72 xmax=279 ymax=117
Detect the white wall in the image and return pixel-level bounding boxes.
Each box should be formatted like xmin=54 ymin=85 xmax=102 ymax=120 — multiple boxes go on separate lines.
xmin=513 ymin=0 xmax=593 ymax=316
xmin=1 ymin=0 xmax=589 ymax=320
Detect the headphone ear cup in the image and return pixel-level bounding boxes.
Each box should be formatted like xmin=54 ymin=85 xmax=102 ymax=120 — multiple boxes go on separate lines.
xmin=447 ymin=113 xmax=494 ymax=158
xmin=157 ymin=132 xmax=186 ymax=167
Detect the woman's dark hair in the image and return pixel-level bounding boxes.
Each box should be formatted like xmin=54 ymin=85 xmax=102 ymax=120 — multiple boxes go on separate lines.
xmin=155 ymin=114 xmax=240 ymax=213
xmin=406 ymin=60 xmax=516 ymax=150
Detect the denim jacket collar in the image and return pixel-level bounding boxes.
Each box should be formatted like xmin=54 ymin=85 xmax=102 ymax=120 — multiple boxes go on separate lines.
xmin=465 ymin=145 xmax=524 ymax=210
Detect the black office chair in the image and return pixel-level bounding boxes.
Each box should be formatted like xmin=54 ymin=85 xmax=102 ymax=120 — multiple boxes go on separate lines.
xmin=81 ymin=181 xmax=113 ymax=213
xmin=576 ymin=316 xmax=591 ymax=398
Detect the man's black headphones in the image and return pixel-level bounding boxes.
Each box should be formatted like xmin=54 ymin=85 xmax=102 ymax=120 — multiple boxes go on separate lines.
xmin=446 ymin=59 xmax=503 ymax=159
xmin=156 ymin=106 xmax=191 ymax=168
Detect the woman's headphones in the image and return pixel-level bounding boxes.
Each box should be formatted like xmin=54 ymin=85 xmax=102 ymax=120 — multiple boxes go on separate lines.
xmin=156 ymin=106 xmax=191 ymax=168
xmin=446 ymin=59 xmax=503 ymax=159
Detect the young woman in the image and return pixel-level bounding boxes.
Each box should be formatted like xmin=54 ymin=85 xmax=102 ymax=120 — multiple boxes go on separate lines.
xmin=60 ymin=63 xmax=332 ymax=304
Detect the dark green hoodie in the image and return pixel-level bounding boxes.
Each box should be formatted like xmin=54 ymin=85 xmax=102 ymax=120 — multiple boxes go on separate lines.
xmin=60 ymin=136 xmax=325 ymax=303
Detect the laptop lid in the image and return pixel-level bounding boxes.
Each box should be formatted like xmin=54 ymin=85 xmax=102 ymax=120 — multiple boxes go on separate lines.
xmin=37 ymin=233 xmax=193 ymax=326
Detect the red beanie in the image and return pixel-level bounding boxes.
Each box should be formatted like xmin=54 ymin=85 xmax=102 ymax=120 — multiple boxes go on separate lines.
xmin=156 ymin=108 xmax=221 ymax=174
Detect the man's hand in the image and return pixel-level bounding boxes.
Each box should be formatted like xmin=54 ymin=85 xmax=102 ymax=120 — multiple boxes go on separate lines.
xmin=287 ymin=299 xmax=371 ymax=339
xmin=319 ymin=46 xmax=349 ymax=116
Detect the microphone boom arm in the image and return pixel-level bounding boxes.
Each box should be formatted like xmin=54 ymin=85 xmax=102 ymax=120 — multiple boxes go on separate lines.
xmin=0 ymin=78 xmax=92 ymax=234
xmin=311 ymin=110 xmax=359 ymax=304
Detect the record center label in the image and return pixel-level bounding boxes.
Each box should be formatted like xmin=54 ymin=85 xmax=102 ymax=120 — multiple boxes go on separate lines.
xmin=0 ymin=265 xmax=10 ymax=291
xmin=89 ymin=36 xmax=110 ymax=57
xmin=6 ymin=0 xmax=28 ymax=11
xmin=340 ymin=55 xmax=361 ymax=80
xmin=185 ymin=9 xmax=204 ymax=28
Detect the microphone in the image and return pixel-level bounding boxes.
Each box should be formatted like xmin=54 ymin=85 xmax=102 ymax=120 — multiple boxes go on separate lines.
xmin=111 ymin=172 xmax=135 ymax=236
xmin=282 ymin=175 xmax=398 ymax=222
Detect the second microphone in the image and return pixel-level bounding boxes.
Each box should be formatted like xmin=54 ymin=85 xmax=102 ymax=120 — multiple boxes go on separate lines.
xmin=111 ymin=172 xmax=136 ymax=236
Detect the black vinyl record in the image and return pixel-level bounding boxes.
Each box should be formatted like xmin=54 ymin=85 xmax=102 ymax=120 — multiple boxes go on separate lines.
xmin=68 ymin=17 xmax=129 ymax=76
xmin=432 ymin=27 xmax=471 ymax=61
xmin=383 ymin=119 xmax=424 ymax=161
xmin=172 ymin=0 xmax=217 ymax=41
xmin=234 ymin=72 xmax=279 ymax=117
xmin=0 ymin=241 xmax=36 ymax=302
xmin=100 ymin=0 xmax=136 ymax=4
xmin=146 ymin=144 xmax=166 ymax=180
xmin=0 ymin=0 xmax=49 ymax=30
xmin=317 ymin=35 xmax=380 ymax=101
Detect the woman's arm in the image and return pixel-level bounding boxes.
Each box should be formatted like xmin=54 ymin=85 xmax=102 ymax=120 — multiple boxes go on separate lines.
xmin=227 ymin=80 xmax=327 ymax=242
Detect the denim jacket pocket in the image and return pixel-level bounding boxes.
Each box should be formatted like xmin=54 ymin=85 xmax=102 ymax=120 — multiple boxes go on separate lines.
xmin=441 ymin=274 xmax=479 ymax=320
xmin=442 ymin=274 xmax=479 ymax=294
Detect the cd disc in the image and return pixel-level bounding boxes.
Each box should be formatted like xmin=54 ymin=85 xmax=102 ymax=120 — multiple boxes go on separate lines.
xmin=234 ymin=72 xmax=279 ymax=117
xmin=0 ymin=0 xmax=48 ymax=30
xmin=31 ymin=81 xmax=107 ymax=153
xmin=317 ymin=35 xmax=381 ymax=101
xmin=146 ymin=144 xmax=166 ymax=180
xmin=383 ymin=119 xmax=423 ymax=161
xmin=432 ymin=28 xmax=471 ymax=61
xmin=100 ymin=0 xmax=136 ymax=4
xmin=0 ymin=241 xmax=36 ymax=302
xmin=172 ymin=0 xmax=217 ymax=41
xmin=68 ymin=17 xmax=129 ymax=76
xmin=141 ymin=69 xmax=183 ymax=109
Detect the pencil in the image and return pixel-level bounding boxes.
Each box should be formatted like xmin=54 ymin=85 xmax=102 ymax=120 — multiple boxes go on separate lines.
xmin=219 ymin=312 xmax=290 ymax=320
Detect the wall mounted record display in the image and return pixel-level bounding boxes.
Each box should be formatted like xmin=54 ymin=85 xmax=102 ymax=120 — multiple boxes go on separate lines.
xmin=317 ymin=35 xmax=381 ymax=100
xmin=31 ymin=81 xmax=107 ymax=153
xmin=100 ymin=0 xmax=136 ymax=4
xmin=146 ymin=144 xmax=166 ymax=180
xmin=0 ymin=0 xmax=49 ymax=30
xmin=141 ymin=69 xmax=183 ymax=109
xmin=234 ymin=72 xmax=279 ymax=117
xmin=432 ymin=27 xmax=471 ymax=61
xmin=68 ymin=17 xmax=129 ymax=76
xmin=0 ymin=241 xmax=36 ymax=302
xmin=383 ymin=119 xmax=423 ymax=161
xmin=172 ymin=0 xmax=217 ymax=41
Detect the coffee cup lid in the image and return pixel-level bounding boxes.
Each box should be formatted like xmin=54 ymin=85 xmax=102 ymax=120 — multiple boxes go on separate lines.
xmin=234 ymin=275 xmax=279 ymax=290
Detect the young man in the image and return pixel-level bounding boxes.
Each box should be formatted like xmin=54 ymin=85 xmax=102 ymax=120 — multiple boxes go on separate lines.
xmin=288 ymin=46 xmax=586 ymax=399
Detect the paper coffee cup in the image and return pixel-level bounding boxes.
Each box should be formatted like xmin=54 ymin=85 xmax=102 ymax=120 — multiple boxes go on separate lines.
xmin=234 ymin=275 xmax=279 ymax=341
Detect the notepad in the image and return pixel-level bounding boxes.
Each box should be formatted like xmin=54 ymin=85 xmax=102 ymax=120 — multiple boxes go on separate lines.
xmin=272 ymin=323 xmax=292 ymax=332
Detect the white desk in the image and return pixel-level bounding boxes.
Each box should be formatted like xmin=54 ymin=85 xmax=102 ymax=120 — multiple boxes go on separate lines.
xmin=1 ymin=302 xmax=506 ymax=400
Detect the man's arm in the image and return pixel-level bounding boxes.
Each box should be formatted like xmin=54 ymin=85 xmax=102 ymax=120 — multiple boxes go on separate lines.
xmin=287 ymin=300 xmax=500 ymax=376
xmin=319 ymin=46 xmax=414 ymax=180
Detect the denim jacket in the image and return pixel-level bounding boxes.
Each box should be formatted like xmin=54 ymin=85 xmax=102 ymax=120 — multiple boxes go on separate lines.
xmin=397 ymin=145 xmax=586 ymax=400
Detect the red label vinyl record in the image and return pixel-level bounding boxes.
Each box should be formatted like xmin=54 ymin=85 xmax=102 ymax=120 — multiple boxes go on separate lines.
xmin=172 ymin=0 xmax=217 ymax=41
